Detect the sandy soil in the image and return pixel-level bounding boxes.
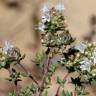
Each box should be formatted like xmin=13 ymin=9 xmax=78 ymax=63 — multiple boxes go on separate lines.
xmin=0 ymin=0 xmax=96 ymax=96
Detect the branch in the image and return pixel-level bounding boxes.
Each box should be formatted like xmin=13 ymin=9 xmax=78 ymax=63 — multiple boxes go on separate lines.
xmin=18 ymin=63 xmax=40 ymax=87
xmin=7 ymin=67 xmax=19 ymax=96
xmin=7 ymin=67 xmax=11 ymax=74
xmin=55 ymin=73 xmax=70 ymax=96
xmin=39 ymin=56 xmax=52 ymax=96
xmin=15 ymin=81 xmax=19 ymax=96
xmin=74 ymin=87 xmax=77 ymax=96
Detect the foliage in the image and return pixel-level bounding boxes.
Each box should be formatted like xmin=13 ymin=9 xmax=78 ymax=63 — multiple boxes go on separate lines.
xmin=60 ymin=42 xmax=96 ymax=83
xmin=0 ymin=3 xmax=94 ymax=96
xmin=19 ymin=84 xmax=37 ymax=96
xmin=0 ymin=41 xmax=25 ymax=69
xmin=8 ymin=84 xmax=37 ymax=96
xmin=61 ymin=90 xmax=72 ymax=96
xmin=32 ymin=50 xmax=46 ymax=66
xmin=7 ymin=68 xmax=22 ymax=85
xmin=8 ymin=91 xmax=16 ymax=96
xmin=40 ymin=8 xmax=75 ymax=53
xmin=57 ymin=76 xmax=66 ymax=87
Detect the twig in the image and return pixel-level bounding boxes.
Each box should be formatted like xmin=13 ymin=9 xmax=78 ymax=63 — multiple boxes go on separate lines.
xmin=74 ymin=87 xmax=77 ymax=96
xmin=15 ymin=82 xmax=19 ymax=96
xmin=39 ymin=56 xmax=52 ymax=96
xmin=29 ymin=75 xmax=40 ymax=87
xmin=7 ymin=67 xmax=19 ymax=96
xmin=18 ymin=63 xmax=28 ymax=73
xmin=7 ymin=67 xmax=11 ymax=74
xmin=55 ymin=73 xmax=70 ymax=96
xmin=18 ymin=63 xmax=40 ymax=87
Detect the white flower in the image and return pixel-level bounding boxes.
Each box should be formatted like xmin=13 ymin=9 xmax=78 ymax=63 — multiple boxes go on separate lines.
xmin=55 ymin=3 xmax=65 ymax=12
xmin=0 ymin=57 xmax=5 ymax=61
xmin=75 ymin=42 xmax=87 ymax=53
xmin=41 ymin=15 xmax=50 ymax=23
xmin=38 ymin=23 xmax=45 ymax=32
xmin=61 ymin=57 xmax=65 ymax=61
xmin=80 ymin=65 xmax=88 ymax=71
xmin=93 ymin=42 xmax=96 ymax=46
xmin=3 ymin=41 xmax=13 ymax=55
xmin=41 ymin=3 xmax=49 ymax=13
xmin=41 ymin=16 xmax=47 ymax=22
xmin=92 ymin=73 xmax=96 ymax=76
xmin=92 ymin=49 xmax=96 ymax=64
xmin=80 ymin=58 xmax=91 ymax=72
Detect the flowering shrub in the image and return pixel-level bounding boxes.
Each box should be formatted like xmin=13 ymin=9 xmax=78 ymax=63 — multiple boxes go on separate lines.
xmin=0 ymin=2 xmax=95 ymax=96
xmin=39 ymin=5 xmax=75 ymax=55
xmin=0 ymin=41 xmax=25 ymax=70
xmin=8 ymin=3 xmax=76 ymax=96
xmin=60 ymin=42 xmax=96 ymax=83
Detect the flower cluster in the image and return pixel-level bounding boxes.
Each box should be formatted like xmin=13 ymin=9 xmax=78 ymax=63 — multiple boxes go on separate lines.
xmin=0 ymin=41 xmax=25 ymax=69
xmin=39 ymin=3 xmax=65 ymax=32
xmin=38 ymin=3 xmax=75 ymax=55
xmin=30 ymin=3 xmax=78 ymax=96
xmin=60 ymin=42 xmax=96 ymax=83
xmin=1 ymin=2 xmax=94 ymax=96
xmin=41 ymin=3 xmax=65 ymax=13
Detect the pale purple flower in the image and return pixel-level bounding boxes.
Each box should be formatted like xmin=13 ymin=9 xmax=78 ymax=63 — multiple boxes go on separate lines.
xmin=75 ymin=42 xmax=87 ymax=53
xmin=80 ymin=58 xmax=91 ymax=72
xmin=80 ymin=65 xmax=88 ymax=71
xmin=55 ymin=3 xmax=65 ymax=12
xmin=41 ymin=3 xmax=49 ymax=13
xmin=38 ymin=23 xmax=45 ymax=32
xmin=92 ymin=49 xmax=96 ymax=64
xmin=3 ymin=41 xmax=13 ymax=55
xmin=41 ymin=15 xmax=50 ymax=23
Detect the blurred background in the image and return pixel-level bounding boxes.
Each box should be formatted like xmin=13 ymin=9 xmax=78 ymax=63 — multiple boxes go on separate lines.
xmin=0 ymin=0 xmax=96 ymax=95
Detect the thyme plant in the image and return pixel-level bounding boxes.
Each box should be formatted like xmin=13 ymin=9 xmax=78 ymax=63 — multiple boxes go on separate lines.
xmin=33 ymin=4 xmax=75 ymax=96
xmin=60 ymin=42 xmax=96 ymax=83
xmin=0 ymin=3 xmax=95 ymax=96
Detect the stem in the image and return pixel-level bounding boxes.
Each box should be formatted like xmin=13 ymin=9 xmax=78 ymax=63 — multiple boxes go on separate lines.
xmin=74 ymin=87 xmax=77 ymax=96
xmin=55 ymin=73 xmax=70 ymax=96
xmin=7 ymin=67 xmax=11 ymax=74
xmin=18 ymin=63 xmax=40 ymax=87
xmin=8 ymin=68 xmax=18 ymax=96
xmin=29 ymin=75 xmax=40 ymax=87
xmin=18 ymin=63 xmax=28 ymax=74
xmin=55 ymin=86 xmax=60 ymax=96
xmin=39 ymin=56 xmax=52 ymax=96
xmin=15 ymin=82 xmax=18 ymax=96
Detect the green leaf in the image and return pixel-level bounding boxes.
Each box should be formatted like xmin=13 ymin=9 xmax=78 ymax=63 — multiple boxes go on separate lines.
xmin=8 ymin=91 xmax=16 ymax=96
xmin=61 ymin=90 xmax=72 ymax=96
xmin=57 ymin=77 xmax=66 ymax=87
xmin=43 ymin=90 xmax=48 ymax=96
